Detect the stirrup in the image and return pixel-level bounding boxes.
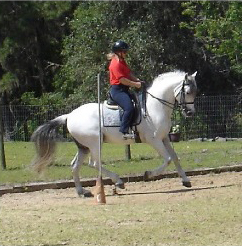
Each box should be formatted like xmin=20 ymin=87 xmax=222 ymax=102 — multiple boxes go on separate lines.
xmin=122 ymin=133 xmax=135 ymax=140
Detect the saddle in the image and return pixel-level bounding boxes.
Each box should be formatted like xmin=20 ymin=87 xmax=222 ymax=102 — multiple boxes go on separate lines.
xmin=102 ymin=85 xmax=147 ymax=143
xmin=103 ymin=91 xmax=142 ymax=127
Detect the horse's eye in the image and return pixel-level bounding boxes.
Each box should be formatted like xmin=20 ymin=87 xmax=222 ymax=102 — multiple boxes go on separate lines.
xmin=186 ymin=88 xmax=191 ymax=95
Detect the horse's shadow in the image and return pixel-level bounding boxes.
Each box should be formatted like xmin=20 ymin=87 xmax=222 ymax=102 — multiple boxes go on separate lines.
xmin=113 ymin=184 xmax=235 ymax=197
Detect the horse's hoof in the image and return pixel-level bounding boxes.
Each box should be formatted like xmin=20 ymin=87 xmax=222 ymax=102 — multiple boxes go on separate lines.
xmin=144 ymin=171 xmax=151 ymax=181
xmin=112 ymin=186 xmax=119 ymax=195
xmin=83 ymin=191 xmax=94 ymax=198
xmin=115 ymin=182 xmax=125 ymax=189
xmin=183 ymin=181 xmax=192 ymax=188
xmin=78 ymin=190 xmax=94 ymax=198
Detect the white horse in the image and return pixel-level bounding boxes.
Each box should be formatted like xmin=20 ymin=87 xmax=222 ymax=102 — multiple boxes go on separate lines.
xmin=31 ymin=70 xmax=197 ymax=197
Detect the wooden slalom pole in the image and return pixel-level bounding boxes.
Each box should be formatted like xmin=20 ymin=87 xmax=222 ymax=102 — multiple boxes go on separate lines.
xmin=94 ymin=73 xmax=106 ymax=204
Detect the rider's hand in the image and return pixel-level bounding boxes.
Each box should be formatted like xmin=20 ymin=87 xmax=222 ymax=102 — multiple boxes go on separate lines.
xmin=135 ymin=82 xmax=142 ymax=89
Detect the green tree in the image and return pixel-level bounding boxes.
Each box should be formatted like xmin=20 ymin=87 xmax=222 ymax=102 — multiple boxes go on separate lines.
xmin=2 ymin=1 xmax=241 ymax=107
xmin=181 ymin=1 xmax=242 ymax=94
xmin=54 ymin=1 xmax=198 ymax=105
xmin=0 ymin=1 xmax=76 ymax=104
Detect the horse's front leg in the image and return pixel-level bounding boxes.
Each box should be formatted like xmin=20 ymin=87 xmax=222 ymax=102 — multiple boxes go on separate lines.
xmin=144 ymin=137 xmax=172 ymax=180
xmin=163 ymin=137 xmax=191 ymax=187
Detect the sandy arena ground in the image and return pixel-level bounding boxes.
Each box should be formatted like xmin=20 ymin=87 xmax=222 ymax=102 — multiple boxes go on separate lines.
xmin=1 ymin=171 xmax=242 ymax=246
xmin=1 ymin=171 xmax=242 ymax=206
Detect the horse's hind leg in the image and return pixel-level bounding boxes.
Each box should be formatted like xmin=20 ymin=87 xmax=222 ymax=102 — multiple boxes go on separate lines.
xmin=163 ymin=137 xmax=191 ymax=187
xmin=71 ymin=147 xmax=93 ymax=197
xmin=88 ymin=158 xmax=125 ymax=189
xmin=88 ymin=146 xmax=125 ymax=189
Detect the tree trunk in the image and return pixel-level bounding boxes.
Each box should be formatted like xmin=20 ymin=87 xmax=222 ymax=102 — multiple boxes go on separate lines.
xmin=0 ymin=99 xmax=6 ymax=170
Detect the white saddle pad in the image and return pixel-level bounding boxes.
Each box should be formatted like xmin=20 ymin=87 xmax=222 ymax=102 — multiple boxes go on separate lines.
xmin=102 ymin=102 xmax=121 ymax=127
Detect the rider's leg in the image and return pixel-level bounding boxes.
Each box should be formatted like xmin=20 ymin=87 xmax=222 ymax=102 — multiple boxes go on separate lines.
xmin=110 ymin=87 xmax=134 ymax=134
xmin=118 ymin=94 xmax=134 ymax=134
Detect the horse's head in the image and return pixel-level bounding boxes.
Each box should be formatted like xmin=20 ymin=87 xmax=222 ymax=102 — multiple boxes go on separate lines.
xmin=174 ymin=71 xmax=197 ymax=117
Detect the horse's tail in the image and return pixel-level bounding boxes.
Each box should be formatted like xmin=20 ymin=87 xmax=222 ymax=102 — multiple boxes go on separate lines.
xmin=31 ymin=114 xmax=68 ymax=173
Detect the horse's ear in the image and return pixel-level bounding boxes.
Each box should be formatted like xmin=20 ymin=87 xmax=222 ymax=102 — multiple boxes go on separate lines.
xmin=192 ymin=71 xmax=197 ymax=77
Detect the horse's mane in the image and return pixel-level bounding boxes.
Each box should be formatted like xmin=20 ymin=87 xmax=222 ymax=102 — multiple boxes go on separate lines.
xmin=150 ymin=70 xmax=185 ymax=88
xmin=158 ymin=70 xmax=185 ymax=79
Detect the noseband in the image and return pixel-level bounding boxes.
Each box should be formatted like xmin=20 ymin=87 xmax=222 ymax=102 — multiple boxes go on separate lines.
xmin=176 ymin=79 xmax=196 ymax=115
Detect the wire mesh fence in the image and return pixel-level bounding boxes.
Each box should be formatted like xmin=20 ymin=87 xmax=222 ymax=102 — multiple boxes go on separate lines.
xmin=180 ymin=95 xmax=242 ymax=140
xmin=1 ymin=95 xmax=242 ymax=141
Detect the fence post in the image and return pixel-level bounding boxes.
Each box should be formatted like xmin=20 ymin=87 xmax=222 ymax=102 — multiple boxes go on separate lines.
xmin=0 ymin=99 xmax=6 ymax=170
xmin=125 ymin=145 xmax=131 ymax=160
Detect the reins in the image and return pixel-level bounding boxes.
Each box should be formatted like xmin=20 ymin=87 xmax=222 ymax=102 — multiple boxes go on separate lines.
xmin=146 ymin=90 xmax=175 ymax=109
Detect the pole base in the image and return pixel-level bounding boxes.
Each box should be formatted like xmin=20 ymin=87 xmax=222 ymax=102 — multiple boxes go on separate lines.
xmin=94 ymin=176 xmax=106 ymax=204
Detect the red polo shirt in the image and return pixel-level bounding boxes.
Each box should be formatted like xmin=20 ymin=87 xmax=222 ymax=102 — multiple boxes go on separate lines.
xmin=109 ymin=58 xmax=131 ymax=85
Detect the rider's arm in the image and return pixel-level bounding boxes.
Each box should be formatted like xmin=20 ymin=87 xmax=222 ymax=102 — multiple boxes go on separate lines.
xmin=119 ymin=77 xmax=141 ymax=88
xmin=129 ymin=73 xmax=141 ymax=82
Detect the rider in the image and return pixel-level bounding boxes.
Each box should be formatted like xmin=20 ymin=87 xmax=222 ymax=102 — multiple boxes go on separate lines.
xmin=107 ymin=40 xmax=142 ymax=139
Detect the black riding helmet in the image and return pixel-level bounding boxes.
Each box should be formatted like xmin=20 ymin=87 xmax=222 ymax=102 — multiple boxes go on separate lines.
xmin=112 ymin=40 xmax=129 ymax=53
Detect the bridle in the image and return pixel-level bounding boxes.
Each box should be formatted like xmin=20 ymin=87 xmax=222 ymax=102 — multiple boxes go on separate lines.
xmin=144 ymin=77 xmax=196 ymax=116
xmin=174 ymin=79 xmax=196 ymax=116
xmin=146 ymin=90 xmax=174 ymax=109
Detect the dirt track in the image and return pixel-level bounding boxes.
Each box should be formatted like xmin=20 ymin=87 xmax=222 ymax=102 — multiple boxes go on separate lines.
xmin=1 ymin=171 xmax=242 ymax=246
xmin=1 ymin=171 xmax=242 ymax=209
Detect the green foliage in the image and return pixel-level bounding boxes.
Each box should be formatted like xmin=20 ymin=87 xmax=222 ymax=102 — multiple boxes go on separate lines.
xmin=181 ymin=2 xmax=242 ymax=91
xmin=21 ymin=91 xmax=64 ymax=106
xmin=0 ymin=1 xmax=75 ymax=103
xmin=55 ymin=1 xmax=196 ymax=104
xmin=52 ymin=2 xmax=110 ymax=104
xmin=194 ymin=2 xmax=242 ymax=62
xmin=1 ymin=2 xmax=242 ymax=106
xmin=0 ymin=72 xmax=18 ymax=93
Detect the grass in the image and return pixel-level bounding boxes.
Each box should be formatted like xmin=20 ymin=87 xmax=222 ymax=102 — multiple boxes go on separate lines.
xmin=0 ymin=141 xmax=242 ymax=185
